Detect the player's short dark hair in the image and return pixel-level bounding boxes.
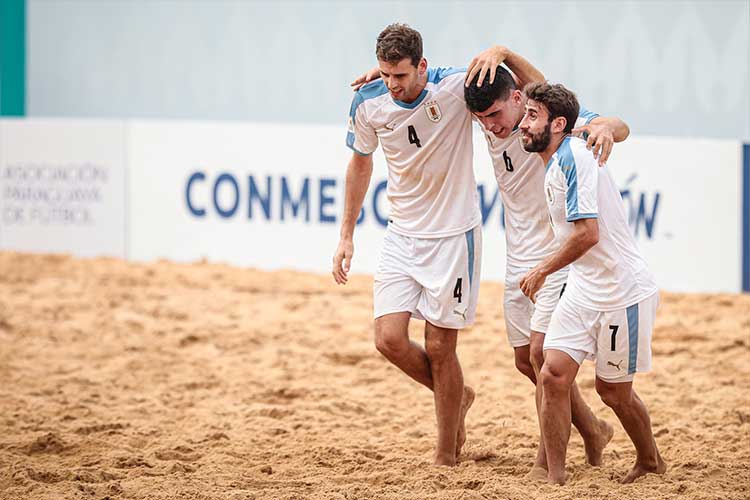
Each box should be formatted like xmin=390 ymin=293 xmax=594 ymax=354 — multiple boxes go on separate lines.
xmin=523 ymin=81 xmax=580 ymax=134
xmin=464 ymin=66 xmax=517 ymax=113
xmin=376 ymin=23 xmax=423 ymax=67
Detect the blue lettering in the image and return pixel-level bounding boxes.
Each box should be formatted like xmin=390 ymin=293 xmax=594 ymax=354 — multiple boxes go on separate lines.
xmin=356 ymin=207 xmax=365 ymax=225
xmin=372 ymin=180 xmax=388 ymax=227
xmin=319 ymin=178 xmax=337 ymax=223
xmin=249 ymin=175 xmax=272 ymax=220
xmin=186 ymin=171 xmax=206 ymax=217
xmin=478 ymin=184 xmax=502 ymax=227
xmin=212 ymin=173 xmax=239 ymax=218
xmin=634 ymin=192 xmax=660 ymax=239
xmin=280 ymin=176 xmax=310 ymax=222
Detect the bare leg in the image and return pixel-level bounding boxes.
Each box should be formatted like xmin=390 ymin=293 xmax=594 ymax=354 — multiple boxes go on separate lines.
xmin=374 ymin=312 xmax=433 ymax=389
xmin=571 ymin=382 xmax=614 ymax=466
xmin=425 ymin=322 xmax=463 ymax=466
xmin=526 ymin=335 xmax=547 ymax=477
xmin=595 ymin=378 xmax=666 ymax=483
xmin=374 ymin=313 xmax=473 ymax=463
xmin=540 ymin=349 xmax=580 ymax=485
xmin=526 ymin=333 xmax=612 ymax=480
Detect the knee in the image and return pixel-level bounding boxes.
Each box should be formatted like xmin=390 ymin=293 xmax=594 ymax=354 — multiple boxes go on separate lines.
xmin=530 ymin=343 xmax=545 ymax=373
xmin=596 ymin=381 xmax=632 ymax=410
xmin=425 ymin=336 xmax=454 ymax=364
xmin=514 ymin=350 xmax=535 ymax=381
xmin=540 ymin=362 xmax=571 ymax=396
xmin=374 ymin=328 xmax=406 ymax=359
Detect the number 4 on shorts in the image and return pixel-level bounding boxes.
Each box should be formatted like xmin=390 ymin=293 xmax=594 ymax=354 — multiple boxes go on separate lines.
xmin=453 ymin=277 xmax=463 ymax=303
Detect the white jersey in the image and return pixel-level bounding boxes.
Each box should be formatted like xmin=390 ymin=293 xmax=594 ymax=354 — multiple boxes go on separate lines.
xmin=481 ymin=107 xmax=599 ymax=266
xmin=544 ymin=136 xmax=658 ymax=311
xmin=347 ymin=67 xmax=481 ymax=238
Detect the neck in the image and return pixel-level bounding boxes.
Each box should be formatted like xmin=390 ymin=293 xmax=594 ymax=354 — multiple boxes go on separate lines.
xmin=540 ymin=134 xmax=568 ymax=165
xmin=399 ymin=72 xmax=428 ymax=103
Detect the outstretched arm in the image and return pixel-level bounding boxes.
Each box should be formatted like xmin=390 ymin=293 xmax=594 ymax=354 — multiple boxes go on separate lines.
xmin=465 ymin=45 xmax=545 ymax=88
xmin=332 ymin=152 xmax=373 ymax=285
xmin=572 ymin=116 xmax=631 ymax=166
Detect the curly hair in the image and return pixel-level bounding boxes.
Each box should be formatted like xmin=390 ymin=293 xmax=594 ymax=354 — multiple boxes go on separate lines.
xmin=523 ymin=81 xmax=580 ymax=134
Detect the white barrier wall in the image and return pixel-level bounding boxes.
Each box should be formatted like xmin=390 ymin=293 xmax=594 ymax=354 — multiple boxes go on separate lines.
xmin=0 ymin=119 xmax=746 ymax=294
xmin=0 ymin=119 xmax=127 ymax=257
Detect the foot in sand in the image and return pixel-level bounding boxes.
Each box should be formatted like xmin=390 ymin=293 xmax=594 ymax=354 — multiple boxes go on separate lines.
xmin=455 ymin=386 xmax=475 ymax=458
xmin=585 ymin=419 xmax=615 ymax=466
xmin=621 ymin=452 xmax=667 ymax=483
xmin=525 ymin=465 xmax=548 ymax=482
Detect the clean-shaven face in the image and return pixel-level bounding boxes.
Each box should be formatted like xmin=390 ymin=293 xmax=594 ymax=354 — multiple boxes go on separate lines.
xmin=519 ymin=99 xmax=552 ymax=153
xmin=472 ymin=90 xmax=524 ymax=139
xmin=378 ymin=57 xmax=422 ymax=102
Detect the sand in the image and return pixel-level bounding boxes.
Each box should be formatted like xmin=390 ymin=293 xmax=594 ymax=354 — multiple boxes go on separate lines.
xmin=0 ymin=252 xmax=748 ymax=500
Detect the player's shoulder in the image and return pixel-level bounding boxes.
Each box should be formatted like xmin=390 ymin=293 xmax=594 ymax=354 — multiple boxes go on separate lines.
xmin=427 ymin=66 xmax=466 ymax=83
xmin=550 ymin=137 xmax=592 ymax=175
xmin=350 ymin=80 xmax=390 ymax=119
xmin=351 ymin=80 xmax=389 ymax=107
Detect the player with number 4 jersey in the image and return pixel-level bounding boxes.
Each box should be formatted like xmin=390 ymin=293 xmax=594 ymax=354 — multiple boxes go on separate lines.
xmin=332 ymin=23 xmax=503 ymax=468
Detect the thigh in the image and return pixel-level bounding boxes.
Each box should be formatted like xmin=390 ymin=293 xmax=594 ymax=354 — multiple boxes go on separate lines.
xmin=530 ymin=266 xmax=568 ymax=334
xmin=414 ymin=225 xmax=482 ymax=330
xmin=544 ymin=292 xmax=598 ymax=366
xmin=374 ymin=229 xmax=422 ymax=320
xmin=595 ymin=292 xmax=658 ymax=382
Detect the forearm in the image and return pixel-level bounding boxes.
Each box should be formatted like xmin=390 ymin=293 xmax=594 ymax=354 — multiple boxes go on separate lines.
xmin=340 ymin=155 xmax=373 ymax=239
xmin=537 ymin=230 xmax=596 ymax=277
xmin=503 ymin=47 xmax=545 ymax=87
xmin=590 ymin=116 xmax=630 ymax=142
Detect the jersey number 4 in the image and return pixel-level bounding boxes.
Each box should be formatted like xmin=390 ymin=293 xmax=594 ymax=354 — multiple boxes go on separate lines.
xmin=408 ymin=125 xmax=422 ymax=148
xmin=453 ymin=278 xmax=463 ymax=303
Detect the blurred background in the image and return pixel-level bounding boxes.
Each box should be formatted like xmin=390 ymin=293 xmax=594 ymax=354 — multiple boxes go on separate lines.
xmin=0 ymin=0 xmax=748 ymax=292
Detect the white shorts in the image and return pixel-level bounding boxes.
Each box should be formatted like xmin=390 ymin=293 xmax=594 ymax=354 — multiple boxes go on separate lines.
xmin=504 ymin=264 xmax=568 ymax=347
xmin=373 ymin=225 xmax=482 ymax=329
xmin=544 ymin=291 xmax=659 ymax=382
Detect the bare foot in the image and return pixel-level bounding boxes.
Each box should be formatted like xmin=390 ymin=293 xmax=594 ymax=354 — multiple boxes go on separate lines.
xmin=525 ymin=465 xmax=548 ymax=482
xmin=585 ymin=419 xmax=614 ymax=466
xmin=455 ymin=386 xmax=475 ymax=458
xmin=621 ymin=452 xmax=667 ymax=483
xmin=547 ymin=470 xmax=567 ymax=486
xmin=434 ymin=452 xmax=456 ymax=467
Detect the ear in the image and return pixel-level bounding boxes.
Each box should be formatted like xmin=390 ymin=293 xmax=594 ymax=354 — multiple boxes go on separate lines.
xmin=511 ymin=89 xmax=523 ymax=105
xmin=418 ymin=58 xmax=427 ymax=75
xmin=551 ymin=116 xmax=568 ymax=134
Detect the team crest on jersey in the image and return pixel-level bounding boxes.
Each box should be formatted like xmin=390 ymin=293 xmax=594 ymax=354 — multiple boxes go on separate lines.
xmin=424 ymin=100 xmax=442 ymax=122
xmin=546 ymin=184 xmax=555 ymax=205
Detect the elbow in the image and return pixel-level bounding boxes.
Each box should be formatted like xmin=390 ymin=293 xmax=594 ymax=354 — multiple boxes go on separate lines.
xmin=616 ymin=121 xmax=631 ymax=142
xmin=584 ymin=225 xmax=599 ymax=248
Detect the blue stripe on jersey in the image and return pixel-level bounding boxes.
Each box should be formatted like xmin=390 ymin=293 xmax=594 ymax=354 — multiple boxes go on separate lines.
xmin=345 ymin=132 xmax=370 ymax=156
xmin=348 ymin=80 xmax=389 ymax=125
xmin=556 ymin=137 xmax=581 ymax=219
xmin=394 ymin=88 xmax=428 ymax=109
xmin=579 ymin=106 xmax=600 ymax=125
xmin=567 ymin=213 xmax=598 ymax=221
xmin=465 ymin=228 xmax=475 ymax=286
xmin=346 ymin=80 xmax=388 ymax=154
xmin=428 ymin=66 xmax=466 ymax=84
xmin=626 ymin=303 xmax=639 ymax=374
